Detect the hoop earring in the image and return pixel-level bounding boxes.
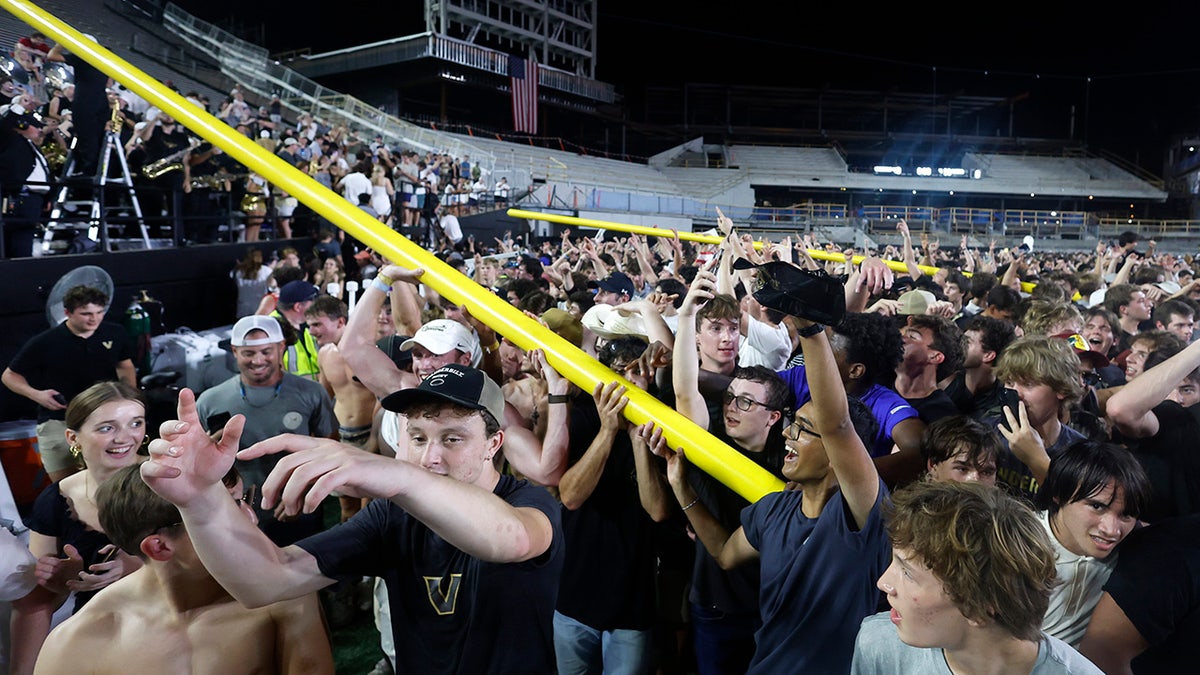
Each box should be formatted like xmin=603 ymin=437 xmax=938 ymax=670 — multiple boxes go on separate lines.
xmin=68 ymin=444 xmax=82 ymax=460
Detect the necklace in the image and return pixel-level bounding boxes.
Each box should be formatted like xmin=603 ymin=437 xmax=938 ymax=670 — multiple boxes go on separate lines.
xmin=240 ymin=380 xmax=283 ymax=408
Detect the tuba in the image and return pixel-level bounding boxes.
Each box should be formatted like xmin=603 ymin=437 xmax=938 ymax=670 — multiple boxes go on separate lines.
xmin=142 ymin=136 xmax=200 ymax=179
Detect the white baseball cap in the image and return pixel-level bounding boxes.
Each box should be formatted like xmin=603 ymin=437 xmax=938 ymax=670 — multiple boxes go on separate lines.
xmin=400 ymin=319 xmax=481 ymax=367
xmin=231 ymin=315 xmax=284 ymax=346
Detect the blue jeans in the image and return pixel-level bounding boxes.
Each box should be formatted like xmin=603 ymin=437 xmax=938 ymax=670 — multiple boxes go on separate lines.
xmin=553 ymin=610 xmax=653 ymax=675
xmin=690 ymin=603 xmax=759 ymax=675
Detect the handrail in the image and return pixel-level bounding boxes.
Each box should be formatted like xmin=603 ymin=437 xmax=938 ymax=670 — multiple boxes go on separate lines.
xmin=159 ymin=4 xmax=498 ymax=179
xmin=0 ymin=0 xmax=783 ymax=502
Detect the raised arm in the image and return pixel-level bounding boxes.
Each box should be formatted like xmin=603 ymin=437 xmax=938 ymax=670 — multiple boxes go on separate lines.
xmin=630 ymin=422 xmax=674 ymax=522
xmin=612 ymin=297 xmax=674 ymax=352
xmin=672 ymin=263 xmax=718 ymax=428
xmin=141 ymin=389 xmax=333 ymax=608
xmin=245 ymin=432 xmax=553 ymax=565
xmin=339 ymin=265 xmax=423 ymax=399
xmin=897 ymin=220 xmax=922 ymax=280
xmin=558 ymin=381 xmax=627 ymax=510
xmin=658 ymin=432 xmax=758 ymax=570
xmin=1106 ymin=338 xmax=1200 ymax=438
xmin=799 ymin=318 xmax=880 ymax=529
xmin=501 ymin=350 xmax=570 ymax=486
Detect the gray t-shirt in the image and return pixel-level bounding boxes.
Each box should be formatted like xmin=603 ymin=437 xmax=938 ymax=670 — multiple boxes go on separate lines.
xmin=195 ymin=373 xmax=336 ymax=500
xmin=851 ymin=612 xmax=1103 ymax=674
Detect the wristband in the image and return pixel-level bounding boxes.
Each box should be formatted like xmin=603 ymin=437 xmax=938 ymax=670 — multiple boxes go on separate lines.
xmin=375 ymin=273 xmax=394 ymax=287
xmin=483 ymin=341 xmax=501 ymax=354
xmin=681 ymin=498 xmax=699 ymax=512
xmin=548 ymin=394 xmax=570 ymax=404
xmin=370 ymin=278 xmax=391 ymax=293
xmin=797 ymin=323 xmax=825 ymax=338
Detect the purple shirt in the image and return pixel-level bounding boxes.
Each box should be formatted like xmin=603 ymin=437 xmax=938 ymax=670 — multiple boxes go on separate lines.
xmin=778 ymin=365 xmax=918 ymax=457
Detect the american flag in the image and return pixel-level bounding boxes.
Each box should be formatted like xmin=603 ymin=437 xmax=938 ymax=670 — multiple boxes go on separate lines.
xmin=509 ymin=54 xmax=539 ymax=134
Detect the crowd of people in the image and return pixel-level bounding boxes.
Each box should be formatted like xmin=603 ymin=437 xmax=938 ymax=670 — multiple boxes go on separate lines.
xmin=1 ymin=32 xmax=511 ymax=258
xmin=3 ymin=203 xmax=1199 ymax=674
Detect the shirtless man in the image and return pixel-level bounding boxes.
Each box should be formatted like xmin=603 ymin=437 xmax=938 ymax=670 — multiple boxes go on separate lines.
xmin=306 ymin=296 xmax=378 ymax=520
xmin=344 ymin=264 xmax=569 ymax=485
xmin=33 ymin=465 xmax=333 ymax=674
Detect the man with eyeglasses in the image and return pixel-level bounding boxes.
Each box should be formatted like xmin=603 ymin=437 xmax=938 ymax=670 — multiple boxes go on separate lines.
xmin=646 ymin=309 xmax=890 ymax=673
xmin=641 ymin=265 xmax=791 ymax=675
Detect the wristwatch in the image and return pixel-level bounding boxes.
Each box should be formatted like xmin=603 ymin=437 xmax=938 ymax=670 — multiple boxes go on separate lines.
xmin=797 ymin=323 xmax=825 ymax=338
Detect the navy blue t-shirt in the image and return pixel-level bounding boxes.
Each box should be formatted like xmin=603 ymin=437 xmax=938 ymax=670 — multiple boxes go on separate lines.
xmin=741 ymin=479 xmax=891 ymax=674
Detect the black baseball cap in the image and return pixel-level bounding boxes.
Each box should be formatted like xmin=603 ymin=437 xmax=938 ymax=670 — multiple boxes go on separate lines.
xmin=380 ymin=364 xmax=505 ymax=423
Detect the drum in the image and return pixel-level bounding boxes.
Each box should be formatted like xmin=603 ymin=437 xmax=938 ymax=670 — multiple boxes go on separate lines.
xmin=0 ymin=421 xmax=50 ymax=512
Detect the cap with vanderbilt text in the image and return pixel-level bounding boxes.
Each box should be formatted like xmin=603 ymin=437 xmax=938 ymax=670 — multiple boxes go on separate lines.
xmin=231 ymin=315 xmax=284 ymax=346
xmin=379 ymin=364 xmax=505 ymax=423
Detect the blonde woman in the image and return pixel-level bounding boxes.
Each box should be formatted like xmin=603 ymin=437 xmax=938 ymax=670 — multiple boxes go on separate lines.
xmin=312 ymin=256 xmax=347 ymax=300
xmin=370 ymin=163 xmax=394 ymax=225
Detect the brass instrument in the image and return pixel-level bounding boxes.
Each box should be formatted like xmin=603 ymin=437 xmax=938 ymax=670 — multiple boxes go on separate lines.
xmin=190 ymin=172 xmax=247 ymax=190
xmin=239 ymin=193 xmax=268 ymax=213
xmin=40 ymin=137 xmax=66 ymax=173
xmin=108 ymin=97 xmax=122 ymax=133
xmin=142 ymin=137 xmax=200 ymax=179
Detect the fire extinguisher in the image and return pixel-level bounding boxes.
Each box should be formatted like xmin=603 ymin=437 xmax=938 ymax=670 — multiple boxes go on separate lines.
xmin=124 ymin=293 xmax=152 ymax=376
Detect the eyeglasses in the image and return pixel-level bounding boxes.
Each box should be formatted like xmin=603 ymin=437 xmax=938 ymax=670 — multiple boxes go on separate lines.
xmin=723 ymin=391 xmax=775 ymax=412
xmin=783 ymin=421 xmax=821 ymax=440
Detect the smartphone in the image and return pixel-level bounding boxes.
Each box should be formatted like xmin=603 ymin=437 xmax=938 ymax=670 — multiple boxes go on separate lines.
xmin=52 ymin=393 xmax=67 ymax=406
xmin=998 ymin=387 xmax=1021 ymax=420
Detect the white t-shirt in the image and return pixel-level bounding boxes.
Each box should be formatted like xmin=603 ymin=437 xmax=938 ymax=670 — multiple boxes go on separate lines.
xmin=340 ymin=171 xmax=372 ymax=204
xmin=440 ymin=214 xmax=464 ymax=244
xmin=1040 ymin=511 xmax=1116 ymax=646
xmin=738 ymin=315 xmax=792 ymax=370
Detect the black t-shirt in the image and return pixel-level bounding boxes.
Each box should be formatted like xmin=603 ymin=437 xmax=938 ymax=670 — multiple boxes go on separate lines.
xmin=8 ymin=321 xmax=133 ymax=422
xmin=905 ymin=388 xmax=959 ymax=424
xmin=28 ymin=482 xmax=113 ymax=613
xmin=298 ymin=475 xmax=563 ymax=674
xmin=687 ymin=420 xmax=787 ymax=614
xmin=1103 ymin=515 xmax=1200 ymax=674
xmin=555 ymin=394 xmax=657 ymax=630
xmin=943 ymin=371 xmax=1006 ymax=419
xmin=1124 ymin=402 xmax=1200 ymax=523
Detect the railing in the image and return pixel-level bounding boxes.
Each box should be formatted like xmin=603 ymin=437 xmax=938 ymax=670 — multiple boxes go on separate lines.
xmin=161 ymin=3 xmax=497 ymax=176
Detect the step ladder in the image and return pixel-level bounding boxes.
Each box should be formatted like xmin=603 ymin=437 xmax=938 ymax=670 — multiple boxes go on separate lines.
xmin=44 ymin=128 xmax=149 ymax=254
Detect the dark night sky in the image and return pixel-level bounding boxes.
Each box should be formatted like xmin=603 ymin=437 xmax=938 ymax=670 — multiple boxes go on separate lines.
xmin=170 ymin=1 xmax=1200 ymax=165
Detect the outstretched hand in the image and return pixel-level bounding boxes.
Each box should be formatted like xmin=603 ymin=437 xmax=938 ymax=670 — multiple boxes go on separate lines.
xmin=240 ymin=435 xmax=402 ymax=518
xmin=141 ymin=388 xmax=245 ymax=508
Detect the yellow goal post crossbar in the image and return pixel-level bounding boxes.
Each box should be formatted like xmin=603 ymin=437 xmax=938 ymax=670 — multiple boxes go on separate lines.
xmin=1 ymin=0 xmax=784 ymax=501
xmin=507 ymin=208 xmax=1038 ymax=294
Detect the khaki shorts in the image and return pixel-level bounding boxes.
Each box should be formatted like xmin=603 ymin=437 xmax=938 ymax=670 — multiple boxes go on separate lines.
xmin=36 ymin=419 xmax=76 ymax=473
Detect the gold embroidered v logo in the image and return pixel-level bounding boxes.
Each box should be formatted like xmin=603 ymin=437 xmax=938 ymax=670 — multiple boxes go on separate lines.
xmin=423 ymin=574 xmax=463 ymax=616
xmin=102 ymin=341 xmax=113 ymax=349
